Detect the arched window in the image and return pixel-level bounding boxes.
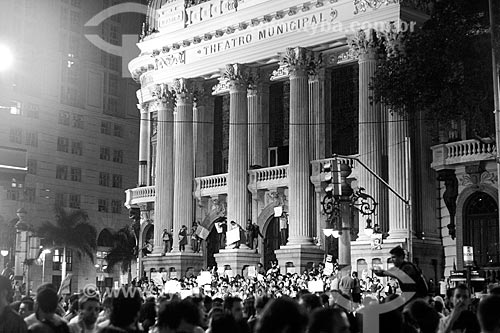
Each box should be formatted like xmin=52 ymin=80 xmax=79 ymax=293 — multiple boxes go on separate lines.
xmin=463 ymin=192 xmax=499 ymax=267
xmin=97 ymin=229 xmax=114 ymax=248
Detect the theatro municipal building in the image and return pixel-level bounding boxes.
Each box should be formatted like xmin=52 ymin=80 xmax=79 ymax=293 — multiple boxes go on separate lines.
xmin=126 ymin=0 xmax=500 ymax=283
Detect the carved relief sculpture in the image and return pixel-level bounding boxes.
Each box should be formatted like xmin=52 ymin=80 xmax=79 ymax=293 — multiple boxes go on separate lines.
xmin=437 ymin=170 xmax=458 ymax=239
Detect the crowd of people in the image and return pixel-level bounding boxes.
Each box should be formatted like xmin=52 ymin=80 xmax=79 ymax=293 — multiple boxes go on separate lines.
xmin=1 ymin=246 xmax=500 ymax=333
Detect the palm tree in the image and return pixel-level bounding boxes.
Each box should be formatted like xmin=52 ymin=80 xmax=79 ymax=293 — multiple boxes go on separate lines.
xmin=104 ymin=226 xmax=137 ymax=283
xmin=37 ymin=206 xmax=97 ymax=280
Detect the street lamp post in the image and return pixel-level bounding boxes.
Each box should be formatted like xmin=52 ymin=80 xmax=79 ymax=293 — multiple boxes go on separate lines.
xmin=41 ymin=249 xmax=51 ymax=284
xmin=321 ymin=160 xmax=378 ymax=266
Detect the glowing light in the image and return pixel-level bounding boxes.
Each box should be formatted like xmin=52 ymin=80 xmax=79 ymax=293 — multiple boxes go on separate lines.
xmin=0 ymin=44 xmax=14 ymax=72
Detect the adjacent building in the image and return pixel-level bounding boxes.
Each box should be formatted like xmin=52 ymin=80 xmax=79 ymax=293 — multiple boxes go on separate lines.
xmin=0 ymin=0 xmax=142 ymax=293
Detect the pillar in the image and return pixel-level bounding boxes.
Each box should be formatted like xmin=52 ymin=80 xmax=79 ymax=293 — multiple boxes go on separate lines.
xmin=350 ymin=30 xmax=387 ymax=237
xmin=248 ymin=69 xmax=269 ymax=167
xmin=138 ymin=104 xmax=149 ymax=186
xmin=152 ymin=85 xmax=175 ymax=254
xmin=308 ymin=66 xmax=327 ymax=161
xmin=388 ymin=112 xmax=409 ymax=239
xmin=194 ymin=82 xmax=215 ymax=177
xmin=338 ymin=201 xmax=352 ymax=266
xmin=226 ymin=64 xmax=250 ymax=230
xmin=171 ymin=79 xmax=195 ymax=253
xmin=287 ymin=47 xmax=314 ymax=246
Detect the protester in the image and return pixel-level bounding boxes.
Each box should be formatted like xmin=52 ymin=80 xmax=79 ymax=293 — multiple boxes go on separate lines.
xmin=254 ymin=297 xmax=307 ymax=333
xmin=68 ymin=295 xmax=100 ymax=333
xmin=437 ymin=284 xmax=480 ymax=333
xmin=156 ymin=298 xmax=204 ymax=333
xmin=477 ymin=295 xmax=500 ymax=333
xmin=19 ymin=297 xmax=35 ymax=319
xmin=25 ymin=283 xmax=70 ymax=333
xmin=374 ymin=246 xmax=428 ymax=300
xmin=307 ymin=307 xmax=350 ymax=333
xmin=99 ymin=287 xmax=143 ymax=333
xmin=0 ymin=275 xmax=27 ymax=333
xmin=403 ymin=299 xmax=440 ymax=333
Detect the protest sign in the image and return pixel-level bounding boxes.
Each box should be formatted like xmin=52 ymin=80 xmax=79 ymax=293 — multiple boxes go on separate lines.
xmin=308 ymin=280 xmax=324 ymax=293
xmin=247 ymin=266 xmax=256 ymax=277
xmin=226 ymin=227 xmax=240 ymax=245
xmin=197 ymin=271 xmax=212 ymax=286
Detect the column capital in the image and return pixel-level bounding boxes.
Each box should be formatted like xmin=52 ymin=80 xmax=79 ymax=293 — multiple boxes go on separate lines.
xmin=270 ymin=47 xmax=319 ymax=81
xmin=378 ymin=23 xmax=404 ymax=58
xmin=348 ymin=29 xmax=380 ymax=61
xmin=137 ymin=102 xmax=150 ymax=114
xmin=172 ymin=78 xmax=194 ymax=104
xmin=150 ymin=83 xmax=176 ymax=109
xmin=247 ymin=68 xmax=270 ymax=96
xmin=212 ymin=64 xmax=249 ymax=95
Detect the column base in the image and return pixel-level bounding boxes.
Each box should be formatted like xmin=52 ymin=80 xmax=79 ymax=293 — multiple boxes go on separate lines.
xmin=274 ymin=244 xmax=324 ymax=275
xmin=142 ymin=252 xmax=203 ymax=279
xmin=214 ymin=248 xmax=261 ymax=275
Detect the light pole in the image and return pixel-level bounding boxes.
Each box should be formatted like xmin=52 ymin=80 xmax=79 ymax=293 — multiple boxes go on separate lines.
xmin=321 ymin=160 xmax=378 ymax=266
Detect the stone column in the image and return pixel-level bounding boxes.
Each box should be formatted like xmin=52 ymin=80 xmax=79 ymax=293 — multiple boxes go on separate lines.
xmin=286 ymin=47 xmax=314 ymax=246
xmin=308 ymin=65 xmax=327 ymax=161
xmin=151 ymin=84 xmax=175 ymax=254
xmin=350 ymin=30 xmax=386 ymax=237
xmin=338 ymin=201 xmax=352 ymax=265
xmin=388 ymin=112 xmax=409 ymax=239
xmin=171 ymin=79 xmax=195 ymax=253
xmin=225 ymin=64 xmax=250 ymax=230
xmin=194 ymin=82 xmax=215 ymax=177
xmin=248 ymin=69 xmax=269 ymax=167
xmin=138 ymin=104 xmax=149 ymax=186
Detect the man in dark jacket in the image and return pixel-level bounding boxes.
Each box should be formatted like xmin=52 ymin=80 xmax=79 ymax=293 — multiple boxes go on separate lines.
xmin=0 ymin=276 xmax=27 ymax=333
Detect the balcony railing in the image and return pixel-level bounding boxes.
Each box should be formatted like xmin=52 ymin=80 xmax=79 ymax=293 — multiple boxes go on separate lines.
xmin=431 ymin=139 xmax=497 ymax=169
xmin=194 ymin=173 xmax=228 ymax=198
xmin=124 ymin=186 xmax=155 ymax=208
xmin=248 ymin=165 xmax=289 ymax=192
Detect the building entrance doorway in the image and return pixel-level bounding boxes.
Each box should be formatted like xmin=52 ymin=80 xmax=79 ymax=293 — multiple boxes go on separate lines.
xmin=463 ymin=191 xmax=499 ymax=267
xmin=206 ymin=222 xmax=222 ymax=269
xmin=264 ymin=217 xmax=281 ymax=270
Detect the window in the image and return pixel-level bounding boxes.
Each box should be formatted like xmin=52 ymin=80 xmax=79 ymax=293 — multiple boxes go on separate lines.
xmin=70 ymin=167 xmax=81 ymax=182
xmin=99 ymin=172 xmax=110 ymax=186
xmin=108 ymin=74 xmax=118 ymax=96
xmin=71 ymin=0 xmax=81 ymax=7
xmin=24 ymin=188 xmax=36 ymax=203
xmin=24 ymin=103 xmax=40 ymax=118
xmin=112 ymin=150 xmax=123 ymax=163
xmin=6 ymin=189 xmax=19 ymax=201
xmin=55 ymin=193 xmax=66 ymax=207
xmin=25 ymin=131 xmax=38 ymax=147
xmin=106 ymin=97 xmax=118 ymax=115
xmin=100 ymin=147 xmax=110 ymax=160
xmin=61 ymin=86 xmax=79 ymax=107
xmin=69 ymin=11 xmax=80 ymax=32
xmin=27 ymin=159 xmax=37 ymax=174
xmin=52 ymin=248 xmax=73 ymax=271
xmin=101 ymin=121 xmax=112 ymax=135
xmin=69 ymin=194 xmax=80 ymax=208
xmin=57 ymin=137 xmax=69 ymax=152
xmin=98 ymin=199 xmax=108 ymax=212
xmin=113 ymin=124 xmax=123 ymax=137
xmin=59 ymin=111 xmax=70 ymax=125
xmin=9 ymin=128 xmax=23 ymax=144
xmin=112 ymin=174 xmax=122 ymax=188
xmin=71 ymin=141 xmax=83 ymax=155
xmin=72 ymin=114 xmax=84 ymax=128
xmin=110 ymin=25 xmax=119 ymax=45
xmin=109 ymin=55 xmax=120 ymax=72
xmin=56 ymin=165 xmax=68 ymax=180
xmin=101 ymin=51 xmax=107 ymax=67
xmin=111 ymin=200 xmax=122 ymax=214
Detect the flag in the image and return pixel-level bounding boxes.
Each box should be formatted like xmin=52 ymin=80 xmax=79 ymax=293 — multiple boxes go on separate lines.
xmin=58 ymin=274 xmax=72 ymax=296
xmin=196 ymin=225 xmax=210 ymax=240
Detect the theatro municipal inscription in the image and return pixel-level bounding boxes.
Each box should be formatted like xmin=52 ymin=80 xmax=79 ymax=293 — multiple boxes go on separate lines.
xmin=195 ymin=8 xmax=337 ymax=56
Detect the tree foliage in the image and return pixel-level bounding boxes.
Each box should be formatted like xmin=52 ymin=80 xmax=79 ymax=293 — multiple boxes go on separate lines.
xmin=104 ymin=226 xmax=137 ymax=274
xmin=372 ymin=0 xmax=497 ymax=139
xmin=37 ymin=206 xmax=97 ymax=262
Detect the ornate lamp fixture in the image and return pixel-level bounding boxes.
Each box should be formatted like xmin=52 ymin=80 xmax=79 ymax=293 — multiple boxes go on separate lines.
xmin=321 ymin=159 xmax=378 ymax=224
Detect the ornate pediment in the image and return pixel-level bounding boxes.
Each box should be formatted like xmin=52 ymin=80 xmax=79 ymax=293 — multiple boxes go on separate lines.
xmin=353 ymin=0 xmax=398 ymax=15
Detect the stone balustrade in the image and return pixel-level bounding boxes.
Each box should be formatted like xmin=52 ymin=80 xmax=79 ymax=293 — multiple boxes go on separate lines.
xmin=194 ymin=173 xmax=228 ymax=198
xmin=248 ymin=165 xmax=289 ymax=192
xmin=431 ymin=139 xmax=497 ymax=170
xmin=124 ymin=186 xmax=156 ymax=208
